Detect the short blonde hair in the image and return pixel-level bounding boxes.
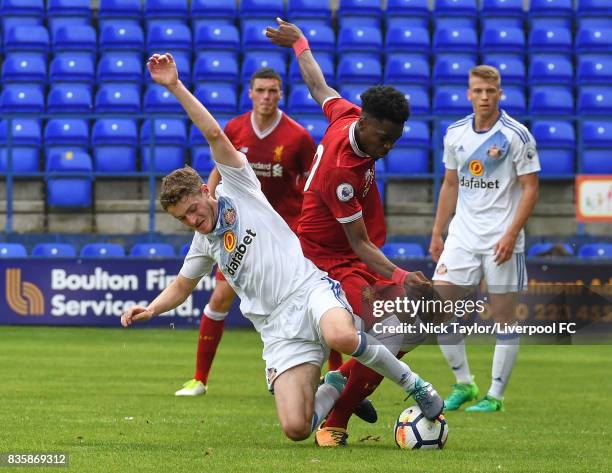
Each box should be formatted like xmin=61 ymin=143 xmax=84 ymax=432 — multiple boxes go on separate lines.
xmin=159 ymin=166 xmax=202 ymax=210
xmin=469 ymin=65 xmax=501 ymax=87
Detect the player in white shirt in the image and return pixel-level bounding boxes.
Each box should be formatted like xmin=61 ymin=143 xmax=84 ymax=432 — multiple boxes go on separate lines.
xmin=120 ymin=53 xmax=443 ymax=442
xmin=429 ymin=65 xmax=540 ymax=413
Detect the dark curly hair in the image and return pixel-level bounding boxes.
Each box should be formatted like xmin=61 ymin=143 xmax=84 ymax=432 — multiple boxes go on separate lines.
xmin=360 ymin=85 xmax=410 ymax=125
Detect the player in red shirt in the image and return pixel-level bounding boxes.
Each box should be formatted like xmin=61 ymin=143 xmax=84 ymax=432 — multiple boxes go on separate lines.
xmin=267 ymin=19 xmax=444 ymax=446
xmin=175 ymin=67 xmax=326 ymax=396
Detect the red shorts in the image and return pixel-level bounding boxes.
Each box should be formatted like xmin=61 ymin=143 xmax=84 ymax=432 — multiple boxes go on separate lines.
xmin=314 ymin=258 xmax=405 ymax=331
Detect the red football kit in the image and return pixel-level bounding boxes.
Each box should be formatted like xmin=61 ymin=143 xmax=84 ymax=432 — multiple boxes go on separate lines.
xmin=224 ymin=109 xmax=315 ymax=233
xmin=298 ymin=97 xmax=400 ymax=329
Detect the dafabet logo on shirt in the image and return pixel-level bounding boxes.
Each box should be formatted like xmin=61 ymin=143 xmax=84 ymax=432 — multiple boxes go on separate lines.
xmin=5 ymin=268 xmax=45 ymax=316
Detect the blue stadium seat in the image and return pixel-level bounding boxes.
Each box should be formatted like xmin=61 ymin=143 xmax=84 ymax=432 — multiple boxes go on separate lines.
xmin=528 ymin=0 xmax=573 ymax=29
xmin=531 ymin=121 xmax=575 ymax=175
xmin=130 ymin=243 xmax=176 ymax=257
xmin=481 ymin=54 xmax=526 ymax=85
xmin=0 ymin=119 xmax=41 ymax=173
xmin=582 ymin=121 xmax=612 ymax=173
xmin=290 ymin=53 xmax=334 ymax=84
xmin=434 ymin=0 xmax=477 ymax=17
xmin=381 ymin=242 xmax=425 ymax=258
xmin=194 ymin=52 xmax=239 ymax=84
xmin=0 ymin=0 xmax=44 ymax=31
xmin=147 ymin=23 xmax=192 ymax=54
xmin=50 ymin=53 xmax=95 ymax=84
xmin=287 ymin=0 xmax=332 ymax=23
xmin=140 ymin=119 xmax=187 ymax=172
xmin=80 ymin=243 xmax=126 ymax=258
xmin=44 ymin=119 xmax=89 ymax=158
xmin=577 ymin=55 xmax=612 ymax=85
xmin=300 ymin=22 xmax=335 ymax=54
xmin=339 ymin=84 xmax=365 ymax=104
xmin=97 ymin=53 xmax=142 ymax=83
xmin=384 ymin=54 xmax=429 ymax=85
xmin=191 ymin=0 xmax=236 ymax=26
xmin=295 ymin=116 xmax=328 ymax=143
xmin=528 ymin=16 xmax=573 ymax=30
xmin=242 ymin=19 xmax=281 ymax=52
xmin=0 ymin=243 xmax=27 ymax=258
xmin=92 ymin=119 xmax=138 ymax=173
xmin=481 ymin=27 xmax=525 ymax=55
xmin=338 ymin=26 xmax=383 ymax=56
xmin=99 ymin=23 xmax=144 ymax=52
xmin=528 ymin=27 xmax=572 ymax=54
xmin=288 ymin=84 xmax=320 ymax=114
xmin=194 ymin=23 xmax=240 ymax=52
xmin=528 ymin=54 xmax=573 ymax=85
xmin=144 ymin=0 xmax=188 ymax=22
xmin=337 ymin=0 xmax=383 ymax=28
xmin=32 ymin=243 xmax=77 ymax=258
xmin=385 ymin=25 xmax=430 ymax=57
xmin=386 ymin=0 xmax=429 ymax=28
xmin=241 ymin=52 xmax=287 ymax=84
xmin=0 ymin=85 xmax=44 ymax=113
xmin=527 ymin=242 xmax=574 ymax=257
xmin=46 ymin=151 xmax=93 ymax=208
xmin=4 ymin=25 xmax=49 ymax=53
xmin=575 ymin=27 xmax=612 ymax=54
xmin=577 ymin=0 xmax=612 ymax=20
xmin=337 ymin=55 xmax=382 ymax=84
xmin=240 ymin=0 xmax=284 ymax=19
xmin=386 ymin=121 xmax=430 ymax=173
xmin=47 ymin=1 xmax=92 ymax=35
xmin=433 ymin=56 xmax=476 ymax=84
xmin=194 ymin=84 xmax=237 ymax=114
xmin=98 ymin=0 xmax=142 ymax=23
xmin=47 ymin=84 xmax=92 ymax=113
xmin=480 ymin=17 xmax=524 ymax=31
xmin=529 ymin=86 xmax=574 ymax=115
xmin=499 ymin=85 xmax=526 ymax=116
xmin=578 ymin=87 xmax=612 ymax=115
xmin=578 ymin=243 xmax=612 ymax=259
xmin=433 ymin=27 xmax=478 ymax=57
xmin=480 ymin=0 xmax=524 ymax=19
xmin=95 ymin=84 xmax=141 ymax=113
xmin=1 ymin=53 xmax=47 ymax=84
xmin=397 ymin=85 xmax=430 ymax=116
xmin=433 ymin=86 xmax=471 ymax=115
xmin=180 ymin=243 xmax=190 ymax=256
xmin=190 ymin=125 xmax=215 ymax=175
xmin=144 ymin=84 xmax=182 ymax=113
xmin=52 ymin=25 xmax=96 ymax=53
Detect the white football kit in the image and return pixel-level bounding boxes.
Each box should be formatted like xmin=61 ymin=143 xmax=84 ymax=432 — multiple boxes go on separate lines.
xmin=180 ymin=153 xmax=352 ymax=390
xmin=433 ymin=111 xmax=541 ymax=292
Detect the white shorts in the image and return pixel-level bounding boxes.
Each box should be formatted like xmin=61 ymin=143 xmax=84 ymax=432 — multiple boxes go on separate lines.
xmin=432 ymin=245 xmax=527 ymax=294
xmin=260 ymin=276 xmax=354 ymax=393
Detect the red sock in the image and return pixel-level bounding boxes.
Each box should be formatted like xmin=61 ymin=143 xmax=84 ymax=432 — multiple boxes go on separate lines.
xmin=325 ymin=351 xmax=407 ymax=429
xmin=325 ymin=362 xmax=383 ymax=429
xmin=338 ymin=357 xmax=357 ymax=378
xmin=194 ymin=314 xmax=225 ymax=384
xmin=328 ymin=350 xmax=344 ymax=371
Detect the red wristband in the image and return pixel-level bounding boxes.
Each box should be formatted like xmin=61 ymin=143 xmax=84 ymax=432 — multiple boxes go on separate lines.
xmin=292 ymin=36 xmax=310 ymax=57
xmin=392 ymin=267 xmax=410 ymax=287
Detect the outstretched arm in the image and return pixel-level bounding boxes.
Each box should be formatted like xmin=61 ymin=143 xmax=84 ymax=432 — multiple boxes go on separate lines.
xmin=266 ymin=18 xmax=339 ymax=106
xmin=147 ymin=53 xmax=243 ymax=169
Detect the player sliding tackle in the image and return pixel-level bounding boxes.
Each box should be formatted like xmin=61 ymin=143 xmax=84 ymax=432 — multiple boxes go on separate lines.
xmin=120 ymin=53 xmax=443 ymax=442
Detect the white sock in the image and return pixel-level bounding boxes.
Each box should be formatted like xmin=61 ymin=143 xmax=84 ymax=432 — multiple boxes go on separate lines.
xmin=438 ymin=331 xmax=472 ymax=384
xmin=488 ymin=334 xmax=520 ymax=400
xmin=311 ymin=383 xmax=339 ymax=432
xmin=204 ymin=303 xmax=229 ymax=321
xmin=368 ymin=314 xmax=404 ymax=356
xmin=351 ymin=331 xmax=417 ymax=392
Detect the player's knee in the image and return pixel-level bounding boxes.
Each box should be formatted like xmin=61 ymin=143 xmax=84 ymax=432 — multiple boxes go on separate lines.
xmin=324 ymin=329 xmax=358 ymax=355
xmin=281 ymin=420 xmax=311 ymax=441
xmin=209 ymin=293 xmax=233 ymax=313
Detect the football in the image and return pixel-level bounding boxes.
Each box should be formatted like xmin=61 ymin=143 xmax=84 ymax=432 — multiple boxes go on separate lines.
xmin=394 ymin=405 xmax=448 ymax=450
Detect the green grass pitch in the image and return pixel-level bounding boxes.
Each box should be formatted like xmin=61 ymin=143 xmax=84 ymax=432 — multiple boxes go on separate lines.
xmin=0 ymin=326 xmax=610 ymax=473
